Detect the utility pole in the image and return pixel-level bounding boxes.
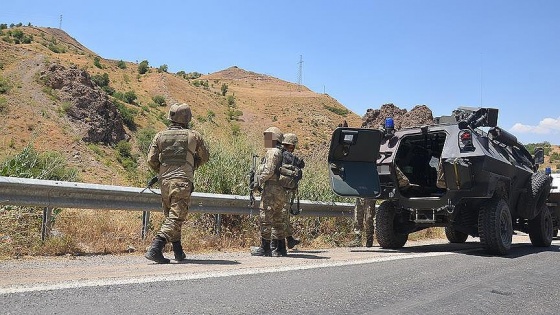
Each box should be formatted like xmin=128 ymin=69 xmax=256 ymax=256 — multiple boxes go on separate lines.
xmin=297 ymin=55 xmax=303 ymax=91
xmin=59 ymin=15 xmax=62 ymax=29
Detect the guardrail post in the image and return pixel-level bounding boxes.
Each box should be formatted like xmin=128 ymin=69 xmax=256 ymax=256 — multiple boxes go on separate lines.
xmin=41 ymin=207 xmax=53 ymax=241
xmin=215 ymin=214 xmax=222 ymax=236
xmin=141 ymin=211 xmax=151 ymax=240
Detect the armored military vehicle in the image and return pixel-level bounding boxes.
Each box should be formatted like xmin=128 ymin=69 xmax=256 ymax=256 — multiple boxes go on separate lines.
xmin=328 ymin=107 xmax=553 ymax=255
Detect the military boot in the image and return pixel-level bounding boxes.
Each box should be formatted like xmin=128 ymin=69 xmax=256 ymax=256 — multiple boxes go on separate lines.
xmin=250 ymin=238 xmax=271 ymax=256
xmin=286 ymin=236 xmax=300 ymax=249
xmin=270 ymin=239 xmax=282 ymax=257
xmin=347 ymin=234 xmax=362 ymax=247
xmin=145 ymin=236 xmax=170 ymax=264
xmin=172 ymin=241 xmax=186 ymax=261
xmin=365 ymin=234 xmax=374 ymax=248
xmin=278 ymin=239 xmax=288 ymax=257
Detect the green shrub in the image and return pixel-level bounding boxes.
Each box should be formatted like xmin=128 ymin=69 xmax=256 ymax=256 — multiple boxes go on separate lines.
xmin=152 ymin=95 xmax=166 ymax=107
xmin=123 ymin=90 xmax=137 ymax=104
xmin=0 ymin=144 xmax=78 ymax=181
xmin=323 ymin=104 xmax=349 ymax=116
xmin=136 ymin=127 xmax=157 ymax=156
xmin=93 ymin=56 xmax=103 ymax=69
xmin=117 ymin=60 xmax=127 ymax=69
xmin=227 ymin=95 xmax=235 ymax=106
xmin=138 ymin=60 xmax=149 ymax=74
xmin=221 ymin=83 xmax=228 ymax=96
xmin=158 ymin=64 xmax=168 ymax=73
xmin=114 ymin=101 xmax=136 ymax=130
xmin=0 ymin=97 xmax=8 ymax=114
xmin=0 ymin=76 xmax=11 ymax=94
xmin=91 ymin=73 xmax=109 ymax=87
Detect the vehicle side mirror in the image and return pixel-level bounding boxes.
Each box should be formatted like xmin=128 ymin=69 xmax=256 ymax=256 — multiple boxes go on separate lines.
xmin=534 ymin=147 xmax=544 ymax=165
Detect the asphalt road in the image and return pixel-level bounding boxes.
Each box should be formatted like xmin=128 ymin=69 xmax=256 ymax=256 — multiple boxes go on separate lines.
xmin=1 ymin=236 xmax=559 ymax=315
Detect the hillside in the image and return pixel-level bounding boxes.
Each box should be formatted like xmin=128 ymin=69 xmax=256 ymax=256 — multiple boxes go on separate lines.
xmin=0 ymin=25 xmax=557 ymax=188
xmin=0 ymin=26 xmax=362 ymax=185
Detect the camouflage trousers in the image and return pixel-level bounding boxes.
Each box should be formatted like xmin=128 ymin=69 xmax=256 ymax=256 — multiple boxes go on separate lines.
xmin=259 ymin=182 xmax=289 ymax=240
xmin=156 ymin=178 xmax=192 ymax=242
xmin=353 ymin=198 xmax=375 ymax=237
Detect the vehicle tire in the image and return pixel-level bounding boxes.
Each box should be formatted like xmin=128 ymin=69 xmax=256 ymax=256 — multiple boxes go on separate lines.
xmin=528 ymin=205 xmax=553 ymax=247
xmin=375 ymin=200 xmax=408 ymax=249
xmin=478 ymin=197 xmax=513 ymax=255
xmin=444 ymin=227 xmax=468 ymax=243
xmin=517 ymin=172 xmax=551 ymax=219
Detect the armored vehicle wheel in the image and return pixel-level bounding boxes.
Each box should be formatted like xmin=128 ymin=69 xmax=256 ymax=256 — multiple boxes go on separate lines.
xmin=517 ymin=172 xmax=551 ymax=219
xmin=528 ymin=205 xmax=553 ymax=247
xmin=478 ymin=197 xmax=512 ymax=255
xmin=376 ymin=200 xmax=408 ymax=249
xmin=444 ymin=227 xmax=468 ymax=243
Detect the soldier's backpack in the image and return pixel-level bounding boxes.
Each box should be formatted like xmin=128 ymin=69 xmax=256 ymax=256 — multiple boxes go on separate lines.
xmin=278 ymin=151 xmax=303 ymax=190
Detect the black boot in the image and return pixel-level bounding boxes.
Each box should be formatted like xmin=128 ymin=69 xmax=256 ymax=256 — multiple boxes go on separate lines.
xmin=271 ymin=239 xmax=282 ymax=257
xmin=145 ymin=236 xmax=170 ymax=264
xmin=172 ymin=241 xmax=186 ymax=261
xmin=251 ymin=238 xmax=271 ymax=256
xmin=365 ymin=234 xmax=374 ymax=248
xmin=278 ymin=239 xmax=288 ymax=257
xmin=286 ymin=236 xmax=300 ymax=249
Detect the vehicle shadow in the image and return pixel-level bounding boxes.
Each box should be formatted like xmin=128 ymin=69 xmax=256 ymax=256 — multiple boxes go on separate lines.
xmin=350 ymin=241 xmax=560 ymax=258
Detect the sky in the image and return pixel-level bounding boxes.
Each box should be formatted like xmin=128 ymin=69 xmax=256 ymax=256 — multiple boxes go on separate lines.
xmin=2 ymin=0 xmax=559 ymax=144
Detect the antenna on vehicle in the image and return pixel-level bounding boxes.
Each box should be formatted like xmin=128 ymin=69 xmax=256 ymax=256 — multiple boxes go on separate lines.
xmin=480 ymin=52 xmax=483 ymax=106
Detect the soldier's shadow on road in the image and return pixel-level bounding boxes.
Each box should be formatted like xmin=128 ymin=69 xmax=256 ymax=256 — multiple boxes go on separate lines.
xmin=350 ymin=241 xmax=560 ymax=258
xmin=176 ymin=259 xmax=240 ymax=265
xmin=284 ymin=250 xmax=330 ymax=260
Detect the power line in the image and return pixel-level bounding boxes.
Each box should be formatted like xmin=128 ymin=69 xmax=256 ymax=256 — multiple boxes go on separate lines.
xmin=297 ymin=55 xmax=303 ymax=91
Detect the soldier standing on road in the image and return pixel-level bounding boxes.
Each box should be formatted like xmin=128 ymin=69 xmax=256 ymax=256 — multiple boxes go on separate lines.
xmin=251 ymin=127 xmax=290 ymax=257
xmin=145 ymin=103 xmax=209 ymax=264
xmin=348 ymin=198 xmax=376 ymax=247
xmin=281 ymin=133 xmax=304 ymax=250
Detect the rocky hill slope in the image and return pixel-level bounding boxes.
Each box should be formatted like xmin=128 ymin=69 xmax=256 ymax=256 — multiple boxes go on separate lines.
xmin=0 ymin=26 xmax=362 ymax=185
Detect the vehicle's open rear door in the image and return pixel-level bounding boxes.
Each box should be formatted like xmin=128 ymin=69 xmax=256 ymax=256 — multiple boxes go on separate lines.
xmin=328 ymin=128 xmax=383 ymax=197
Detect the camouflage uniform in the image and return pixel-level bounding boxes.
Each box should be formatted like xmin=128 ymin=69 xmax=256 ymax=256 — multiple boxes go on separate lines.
xmin=257 ymin=147 xmax=289 ymax=242
xmin=251 ymin=127 xmax=290 ymax=257
xmin=349 ymin=197 xmax=376 ymax=247
xmin=145 ymin=103 xmax=209 ymax=264
xmin=281 ymin=135 xmax=305 ymax=249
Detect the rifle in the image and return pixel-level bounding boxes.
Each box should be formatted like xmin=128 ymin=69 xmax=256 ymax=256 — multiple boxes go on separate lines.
xmin=140 ymin=176 xmax=159 ymax=194
xmin=248 ymin=154 xmax=259 ymax=207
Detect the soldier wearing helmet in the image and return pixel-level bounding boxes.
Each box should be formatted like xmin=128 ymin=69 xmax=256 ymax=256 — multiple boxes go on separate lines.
xmin=145 ymin=103 xmax=209 ymax=264
xmin=280 ymin=133 xmax=305 ymax=250
xmin=251 ymin=126 xmax=290 ymax=257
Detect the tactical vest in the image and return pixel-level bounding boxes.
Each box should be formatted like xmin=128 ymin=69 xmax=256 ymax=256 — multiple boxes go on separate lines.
xmin=157 ymin=129 xmax=197 ymax=179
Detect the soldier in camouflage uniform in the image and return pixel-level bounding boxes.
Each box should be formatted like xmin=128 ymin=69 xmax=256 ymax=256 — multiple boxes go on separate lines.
xmin=281 ymin=133 xmax=304 ymax=250
xmin=348 ymin=198 xmax=376 ymax=247
xmin=251 ymin=127 xmax=290 ymax=257
xmin=145 ymin=103 xmax=209 ymax=264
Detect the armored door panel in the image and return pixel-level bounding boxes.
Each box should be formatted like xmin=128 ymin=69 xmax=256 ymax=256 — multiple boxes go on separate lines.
xmin=328 ymin=128 xmax=383 ymax=197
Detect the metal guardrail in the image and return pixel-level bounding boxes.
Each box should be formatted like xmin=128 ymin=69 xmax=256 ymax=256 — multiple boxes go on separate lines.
xmin=0 ymin=176 xmax=353 ymax=240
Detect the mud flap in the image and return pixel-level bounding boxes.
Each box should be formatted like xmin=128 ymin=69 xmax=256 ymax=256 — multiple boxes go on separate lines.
xmin=328 ymin=128 xmax=383 ymax=197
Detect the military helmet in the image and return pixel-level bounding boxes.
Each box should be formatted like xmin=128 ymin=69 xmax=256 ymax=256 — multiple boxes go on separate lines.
xmin=263 ymin=126 xmax=283 ymax=143
xmin=282 ymin=133 xmax=298 ymax=146
xmin=168 ymin=103 xmax=192 ymax=124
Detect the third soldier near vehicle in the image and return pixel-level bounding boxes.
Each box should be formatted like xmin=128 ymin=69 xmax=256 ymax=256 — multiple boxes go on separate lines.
xmin=251 ymin=127 xmax=290 ymax=257
xmin=348 ymin=198 xmax=376 ymax=247
xmin=281 ymin=133 xmax=304 ymax=250
xmin=145 ymin=103 xmax=209 ymax=264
